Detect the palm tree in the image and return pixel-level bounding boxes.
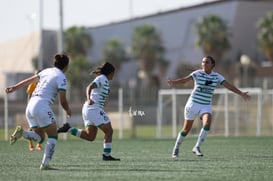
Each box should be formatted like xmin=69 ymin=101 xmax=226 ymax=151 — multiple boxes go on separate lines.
xmin=101 ymin=38 xmax=128 ymax=71
xmin=257 ymin=12 xmax=273 ymax=62
xmin=64 ymin=26 xmax=92 ymax=58
xmin=64 ymin=26 xmax=93 ymax=102
xmin=66 ymin=55 xmax=93 ymax=102
xmin=195 ymin=14 xmax=230 ymax=62
xmin=131 ymin=24 xmax=166 ymax=102
xmin=132 ymin=24 xmax=165 ymax=77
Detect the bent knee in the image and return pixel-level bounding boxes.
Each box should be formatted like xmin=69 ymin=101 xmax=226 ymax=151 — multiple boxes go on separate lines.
xmin=81 ymin=132 xmax=96 ymax=141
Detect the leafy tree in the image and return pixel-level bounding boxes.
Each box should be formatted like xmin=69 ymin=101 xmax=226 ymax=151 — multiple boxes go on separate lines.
xmin=257 ymin=12 xmax=273 ymax=62
xmin=195 ymin=14 xmax=230 ymax=62
xmin=102 ymin=38 xmax=128 ymax=70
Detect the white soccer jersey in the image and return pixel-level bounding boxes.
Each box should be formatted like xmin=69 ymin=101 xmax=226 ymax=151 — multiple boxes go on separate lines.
xmin=188 ymin=69 xmax=225 ymax=105
xmin=32 ymin=67 xmax=67 ymax=104
xmin=90 ymin=74 xmax=110 ymax=109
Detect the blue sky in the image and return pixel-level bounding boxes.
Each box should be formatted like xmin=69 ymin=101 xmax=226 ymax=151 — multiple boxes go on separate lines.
xmin=0 ymin=0 xmax=217 ymax=43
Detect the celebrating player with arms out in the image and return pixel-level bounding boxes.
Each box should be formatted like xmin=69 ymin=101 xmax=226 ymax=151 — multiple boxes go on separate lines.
xmin=167 ymin=56 xmax=250 ymax=158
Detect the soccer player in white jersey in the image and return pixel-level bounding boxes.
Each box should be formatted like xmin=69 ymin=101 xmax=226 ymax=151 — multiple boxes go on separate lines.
xmin=6 ymin=54 xmax=72 ymax=170
xmin=167 ymin=56 xmax=250 ymax=158
xmin=58 ymin=62 xmax=120 ymax=161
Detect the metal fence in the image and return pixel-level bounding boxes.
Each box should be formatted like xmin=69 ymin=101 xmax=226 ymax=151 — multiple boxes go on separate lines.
xmin=2 ymin=87 xmax=273 ymax=140
xmin=157 ymin=88 xmax=273 ymax=138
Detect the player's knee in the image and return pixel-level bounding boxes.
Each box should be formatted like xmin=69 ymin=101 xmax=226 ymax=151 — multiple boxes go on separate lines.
xmin=81 ymin=131 xmax=96 ymax=141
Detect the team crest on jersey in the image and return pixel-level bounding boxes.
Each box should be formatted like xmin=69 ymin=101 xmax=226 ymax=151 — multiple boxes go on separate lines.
xmin=61 ymin=79 xmax=67 ymax=86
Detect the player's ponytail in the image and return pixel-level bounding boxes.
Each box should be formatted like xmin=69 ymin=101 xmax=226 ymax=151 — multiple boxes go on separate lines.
xmin=91 ymin=62 xmax=115 ymax=76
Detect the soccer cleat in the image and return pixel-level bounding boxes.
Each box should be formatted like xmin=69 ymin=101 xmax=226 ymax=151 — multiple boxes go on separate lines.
xmin=192 ymin=146 xmax=203 ymax=157
xmin=57 ymin=123 xmax=71 ymax=133
xmin=40 ymin=164 xmax=49 ymax=170
xmin=40 ymin=164 xmax=57 ymax=170
xmin=35 ymin=144 xmax=42 ymax=151
xmin=102 ymin=154 xmax=120 ymax=161
xmin=10 ymin=126 xmax=23 ymax=145
xmin=172 ymin=148 xmax=179 ymax=158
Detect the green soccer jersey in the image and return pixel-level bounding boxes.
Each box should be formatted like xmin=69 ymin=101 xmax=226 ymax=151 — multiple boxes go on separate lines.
xmin=189 ymin=70 xmax=225 ymax=105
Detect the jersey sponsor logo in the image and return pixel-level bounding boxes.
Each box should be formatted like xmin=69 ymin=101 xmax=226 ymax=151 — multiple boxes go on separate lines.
xmin=199 ymin=87 xmax=212 ymax=94
xmin=205 ymin=80 xmax=213 ymax=86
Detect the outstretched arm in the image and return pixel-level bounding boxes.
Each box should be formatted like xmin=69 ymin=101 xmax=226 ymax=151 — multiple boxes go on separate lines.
xmin=167 ymin=75 xmax=192 ymax=87
xmin=5 ymin=75 xmax=38 ymax=94
xmin=222 ymin=81 xmax=250 ymax=101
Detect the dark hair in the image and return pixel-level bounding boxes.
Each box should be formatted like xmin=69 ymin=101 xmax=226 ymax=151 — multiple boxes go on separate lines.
xmin=54 ymin=54 xmax=69 ymax=70
xmin=205 ymin=56 xmax=215 ymax=66
xmin=91 ymin=62 xmax=115 ymax=76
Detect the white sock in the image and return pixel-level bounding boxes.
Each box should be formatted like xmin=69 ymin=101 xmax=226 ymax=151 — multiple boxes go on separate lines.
xmin=22 ymin=130 xmax=41 ymax=142
xmin=103 ymin=143 xmax=112 ymax=156
xmin=195 ymin=128 xmax=209 ymax=148
xmin=173 ymin=131 xmax=185 ymax=150
xmin=42 ymin=138 xmax=57 ymax=166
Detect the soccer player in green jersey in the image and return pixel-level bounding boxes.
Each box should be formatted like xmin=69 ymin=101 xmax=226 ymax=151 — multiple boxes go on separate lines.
xmin=58 ymin=62 xmax=120 ymax=161
xmin=6 ymin=54 xmax=72 ymax=170
xmin=167 ymin=56 xmax=250 ymax=158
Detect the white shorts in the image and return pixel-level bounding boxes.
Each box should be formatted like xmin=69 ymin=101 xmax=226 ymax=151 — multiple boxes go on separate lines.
xmin=82 ymin=104 xmax=110 ymax=127
xmin=26 ymin=97 xmax=56 ymax=128
xmin=184 ymin=101 xmax=212 ymax=120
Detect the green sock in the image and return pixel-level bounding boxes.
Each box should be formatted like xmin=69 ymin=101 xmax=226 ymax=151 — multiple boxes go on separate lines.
xmin=70 ymin=128 xmax=82 ymax=137
xmin=103 ymin=143 xmax=112 ymax=156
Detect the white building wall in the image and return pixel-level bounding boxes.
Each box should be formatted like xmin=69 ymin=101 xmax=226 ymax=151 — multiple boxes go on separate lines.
xmin=86 ymin=0 xmax=273 ymax=83
xmin=0 ymin=32 xmax=40 ymax=97
xmin=87 ymin=2 xmax=236 ymax=80
xmin=1 ymin=0 xmax=273 ymax=98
